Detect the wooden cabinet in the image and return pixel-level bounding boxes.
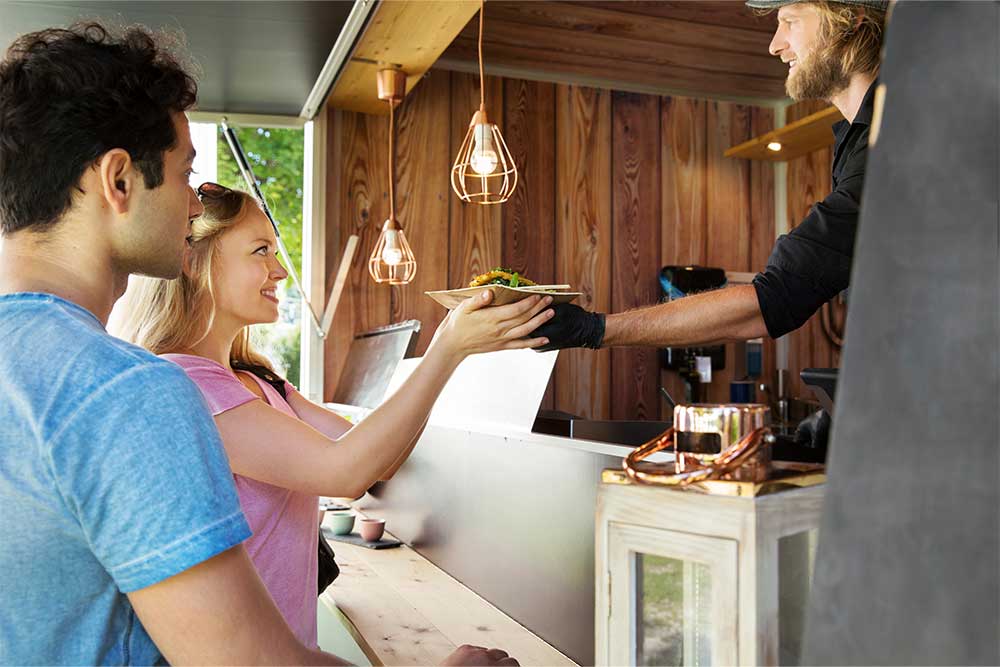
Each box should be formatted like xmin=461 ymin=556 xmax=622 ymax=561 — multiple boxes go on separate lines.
xmin=596 ymin=475 xmax=824 ymax=666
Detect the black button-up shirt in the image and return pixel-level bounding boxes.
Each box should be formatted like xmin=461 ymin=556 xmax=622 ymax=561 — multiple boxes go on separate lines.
xmin=752 ymin=81 xmax=877 ymax=338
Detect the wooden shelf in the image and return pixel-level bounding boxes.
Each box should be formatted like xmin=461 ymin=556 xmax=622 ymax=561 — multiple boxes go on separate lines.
xmin=725 ymin=105 xmax=844 ymax=161
xmin=327 ymin=0 xmax=480 ymax=115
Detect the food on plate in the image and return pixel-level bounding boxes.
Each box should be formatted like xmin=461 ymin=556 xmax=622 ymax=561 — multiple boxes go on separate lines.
xmin=468 ymin=267 xmax=537 ymax=288
xmin=425 ymin=271 xmax=580 ymax=310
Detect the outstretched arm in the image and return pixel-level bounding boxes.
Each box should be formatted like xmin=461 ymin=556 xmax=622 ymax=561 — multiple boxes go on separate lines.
xmin=216 ymin=293 xmax=553 ymax=498
xmin=533 ymin=284 xmax=767 ymax=350
xmin=284 ymin=391 xmax=423 ymax=483
xmin=603 ymin=284 xmax=768 ymax=347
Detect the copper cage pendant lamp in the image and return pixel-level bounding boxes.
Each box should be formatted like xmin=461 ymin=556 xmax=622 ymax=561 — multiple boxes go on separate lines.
xmin=368 ymin=68 xmax=417 ymax=285
xmin=450 ymin=0 xmax=518 ymax=205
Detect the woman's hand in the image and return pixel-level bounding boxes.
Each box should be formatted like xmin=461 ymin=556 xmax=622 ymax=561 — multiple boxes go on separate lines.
xmin=430 ymin=290 xmax=554 ymax=360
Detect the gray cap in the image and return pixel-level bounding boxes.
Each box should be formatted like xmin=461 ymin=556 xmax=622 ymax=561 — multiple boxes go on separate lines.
xmin=745 ymin=0 xmax=888 ymax=9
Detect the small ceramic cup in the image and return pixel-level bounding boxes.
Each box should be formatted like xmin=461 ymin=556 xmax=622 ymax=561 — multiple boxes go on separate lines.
xmin=318 ymin=500 xmax=350 ymax=527
xmin=326 ymin=511 xmax=356 ymax=535
xmin=358 ymin=518 xmax=386 ymax=542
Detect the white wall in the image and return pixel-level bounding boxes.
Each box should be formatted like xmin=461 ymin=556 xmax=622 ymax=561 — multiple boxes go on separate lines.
xmin=188 ymin=122 xmax=219 ymax=188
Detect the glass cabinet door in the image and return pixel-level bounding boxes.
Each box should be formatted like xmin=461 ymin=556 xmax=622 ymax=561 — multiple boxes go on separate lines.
xmin=778 ymin=529 xmax=818 ymax=666
xmin=635 ymin=554 xmax=714 ymax=666
xmin=606 ymin=523 xmax=738 ymax=666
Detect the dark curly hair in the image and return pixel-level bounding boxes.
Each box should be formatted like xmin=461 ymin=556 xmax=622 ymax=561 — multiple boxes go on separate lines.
xmin=0 ymin=22 xmax=198 ymax=234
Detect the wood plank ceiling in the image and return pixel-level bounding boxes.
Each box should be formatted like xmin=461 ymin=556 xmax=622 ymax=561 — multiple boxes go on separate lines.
xmin=436 ymin=0 xmax=787 ymax=102
xmin=328 ymin=0 xmax=480 ymax=115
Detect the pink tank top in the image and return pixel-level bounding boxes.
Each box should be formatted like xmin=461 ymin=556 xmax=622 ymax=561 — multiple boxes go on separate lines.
xmin=162 ymin=354 xmax=319 ymax=647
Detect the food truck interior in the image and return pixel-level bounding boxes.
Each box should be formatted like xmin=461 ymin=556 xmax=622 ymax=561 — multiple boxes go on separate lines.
xmin=2 ymin=1 xmax=996 ymax=665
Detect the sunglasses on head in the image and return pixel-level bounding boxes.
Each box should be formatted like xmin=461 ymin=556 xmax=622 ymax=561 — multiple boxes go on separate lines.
xmin=196 ymin=181 xmax=236 ymax=200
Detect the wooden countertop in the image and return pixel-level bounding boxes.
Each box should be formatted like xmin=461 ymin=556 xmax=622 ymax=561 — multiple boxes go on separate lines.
xmin=322 ymin=529 xmax=576 ymax=667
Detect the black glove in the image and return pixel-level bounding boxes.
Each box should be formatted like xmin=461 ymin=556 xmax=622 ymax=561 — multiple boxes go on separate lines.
xmin=530 ymin=302 xmax=606 ymax=351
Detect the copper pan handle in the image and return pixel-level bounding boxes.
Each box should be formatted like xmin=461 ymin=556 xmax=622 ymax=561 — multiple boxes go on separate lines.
xmin=623 ymin=427 xmax=769 ymax=487
xmin=623 ymin=428 xmax=678 ymax=485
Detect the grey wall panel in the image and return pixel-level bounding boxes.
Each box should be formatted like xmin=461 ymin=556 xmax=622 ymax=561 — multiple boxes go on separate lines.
xmin=804 ymin=2 xmax=1000 ymax=664
xmin=0 ymin=1 xmax=352 ymax=115
xmin=356 ymin=430 xmax=622 ymax=666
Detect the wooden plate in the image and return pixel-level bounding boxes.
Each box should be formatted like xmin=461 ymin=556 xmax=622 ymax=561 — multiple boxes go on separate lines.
xmin=425 ymin=285 xmax=581 ymax=309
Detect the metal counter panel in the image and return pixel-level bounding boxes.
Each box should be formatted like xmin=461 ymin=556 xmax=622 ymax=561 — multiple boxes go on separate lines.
xmin=354 ymin=427 xmax=622 ymax=666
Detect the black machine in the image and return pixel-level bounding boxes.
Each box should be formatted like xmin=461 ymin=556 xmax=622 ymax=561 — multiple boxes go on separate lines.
xmin=769 ymin=368 xmax=837 ymax=464
xmin=799 ymin=367 xmax=837 ymax=416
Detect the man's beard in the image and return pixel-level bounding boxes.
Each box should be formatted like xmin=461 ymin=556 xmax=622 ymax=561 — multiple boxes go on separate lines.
xmin=786 ymin=38 xmax=852 ymax=101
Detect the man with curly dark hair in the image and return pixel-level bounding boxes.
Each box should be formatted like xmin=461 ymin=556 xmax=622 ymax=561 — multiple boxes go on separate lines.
xmin=0 ymin=22 xmax=517 ymax=667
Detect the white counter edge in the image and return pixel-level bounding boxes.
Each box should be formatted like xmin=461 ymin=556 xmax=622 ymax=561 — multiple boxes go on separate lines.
xmin=323 ymin=402 xmax=674 ymax=463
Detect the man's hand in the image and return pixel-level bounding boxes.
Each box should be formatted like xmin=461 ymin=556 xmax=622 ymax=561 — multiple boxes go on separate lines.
xmin=441 ymin=644 xmax=520 ymax=666
xmin=529 ymin=302 xmax=605 ymax=351
xmin=432 ymin=291 xmax=553 ymax=357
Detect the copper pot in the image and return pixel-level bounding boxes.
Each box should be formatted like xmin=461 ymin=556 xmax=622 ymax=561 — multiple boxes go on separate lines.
xmin=673 ymin=404 xmax=771 ymax=482
xmin=623 ymin=403 xmax=772 ymax=486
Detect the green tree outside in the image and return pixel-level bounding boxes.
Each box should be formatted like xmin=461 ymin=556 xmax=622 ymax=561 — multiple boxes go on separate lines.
xmin=216 ymin=125 xmax=304 ymax=386
xmin=216 ymin=126 xmax=305 ymax=277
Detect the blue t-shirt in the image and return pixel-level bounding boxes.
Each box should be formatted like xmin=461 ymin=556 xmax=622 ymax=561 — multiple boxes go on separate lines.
xmin=0 ymin=293 xmax=251 ymax=665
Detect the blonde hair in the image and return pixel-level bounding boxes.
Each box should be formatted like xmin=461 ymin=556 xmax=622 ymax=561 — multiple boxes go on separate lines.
xmin=111 ymin=187 xmax=277 ymax=372
xmin=813 ymin=1 xmax=886 ymax=78
xmin=754 ymin=2 xmax=886 ymax=78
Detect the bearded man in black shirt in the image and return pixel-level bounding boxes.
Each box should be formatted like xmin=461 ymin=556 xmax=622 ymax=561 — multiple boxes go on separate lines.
xmin=532 ymin=0 xmax=888 ymax=351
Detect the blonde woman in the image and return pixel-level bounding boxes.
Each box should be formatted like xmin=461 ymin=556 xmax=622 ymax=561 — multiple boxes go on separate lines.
xmin=112 ymin=182 xmax=552 ymax=649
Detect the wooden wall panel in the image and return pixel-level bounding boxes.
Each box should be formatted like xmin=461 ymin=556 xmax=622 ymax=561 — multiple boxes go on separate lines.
xmin=611 ymin=91 xmax=661 ymax=420
xmin=706 ymin=101 xmax=752 ymax=271
xmin=659 ymin=96 xmax=708 ymax=417
xmin=390 ymin=69 xmax=452 ymax=356
xmin=750 ymin=106 xmax=778 ymax=405
xmin=750 ymin=107 xmax=776 ymax=271
xmin=554 ymin=84 xmax=612 ymax=420
xmin=325 ymin=69 xmax=783 ymax=419
xmin=705 ymin=101 xmax=753 ymax=403
xmin=502 ymin=78 xmax=557 ymax=409
xmin=449 ymin=72 xmax=505 ymax=289
xmin=324 ymin=107 xmax=392 ymax=399
xmin=661 ymin=97 xmax=708 ymax=267
xmin=501 ymin=79 xmax=556 ymax=283
xmin=345 ymin=111 xmax=392 ymax=333
xmin=785 ymin=99 xmax=841 ymax=399
xmin=324 ymin=107 xmax=350 ymax=401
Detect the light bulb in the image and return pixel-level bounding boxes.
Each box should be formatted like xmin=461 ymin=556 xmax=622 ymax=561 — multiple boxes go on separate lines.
xmin=380 ymin=229 xmax=403 ymax=266
xmin=382 ymin=247 xmax=403 ymax=266
xmin=470 ymin=123 xmax=498 ymax=175
xmin=767 ymin=141 xmax=782 ymax=152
